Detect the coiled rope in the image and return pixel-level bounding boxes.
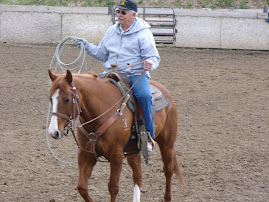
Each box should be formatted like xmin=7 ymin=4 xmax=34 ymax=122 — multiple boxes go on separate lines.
xmin=49 ymin=36 xmax=87 ymax=74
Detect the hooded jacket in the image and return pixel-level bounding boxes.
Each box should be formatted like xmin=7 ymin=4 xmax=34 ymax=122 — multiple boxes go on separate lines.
xmin=81 ymin=17 xmax=160 ymax=77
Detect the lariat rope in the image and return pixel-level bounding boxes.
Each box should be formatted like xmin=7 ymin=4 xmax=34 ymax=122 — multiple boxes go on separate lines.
xmin=49 ymin=36 xmax=87 ymax=74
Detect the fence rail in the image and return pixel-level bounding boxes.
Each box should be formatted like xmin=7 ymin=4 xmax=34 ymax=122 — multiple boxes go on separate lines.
xmin=112 ymin=7 xmax=176 ymax=46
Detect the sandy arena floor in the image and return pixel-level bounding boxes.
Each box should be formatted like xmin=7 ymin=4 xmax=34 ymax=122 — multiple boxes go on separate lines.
xmin=0 ymin=43 xmax=269 ymax=201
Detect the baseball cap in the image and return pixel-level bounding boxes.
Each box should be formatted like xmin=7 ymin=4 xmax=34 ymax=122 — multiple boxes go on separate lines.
xmin=117 ymin=0 xmax=137 ymax=12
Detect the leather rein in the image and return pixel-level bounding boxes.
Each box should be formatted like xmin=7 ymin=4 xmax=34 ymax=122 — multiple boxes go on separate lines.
xmin=52 ymin=80 xmax=131 ymax=159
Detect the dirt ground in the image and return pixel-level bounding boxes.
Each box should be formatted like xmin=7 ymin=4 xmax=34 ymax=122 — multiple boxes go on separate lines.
xmin=1 ymin=43 xmax=269 ymax=202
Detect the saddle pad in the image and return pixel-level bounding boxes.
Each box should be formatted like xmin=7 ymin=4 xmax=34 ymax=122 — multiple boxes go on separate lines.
xmin=150 ymin=85 xmax=169 ymax=112
xmin=151 ymin=85 xmax=162 ymax=100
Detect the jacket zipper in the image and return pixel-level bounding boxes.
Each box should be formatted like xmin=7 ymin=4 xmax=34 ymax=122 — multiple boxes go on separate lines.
xmin=116 ymin=34 xmax=123 ymax=65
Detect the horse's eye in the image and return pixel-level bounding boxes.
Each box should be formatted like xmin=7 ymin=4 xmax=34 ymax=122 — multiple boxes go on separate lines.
xmin=65 ymin=99 xmax=70 ymax=104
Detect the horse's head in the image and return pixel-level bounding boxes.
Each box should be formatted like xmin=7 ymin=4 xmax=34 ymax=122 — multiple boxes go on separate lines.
xmin=48 ymin=69 xmax=78 ymax=139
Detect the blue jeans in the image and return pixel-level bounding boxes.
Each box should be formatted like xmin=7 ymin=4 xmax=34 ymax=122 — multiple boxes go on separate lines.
xmin=129 ymin=75 xmax=155 ymax=138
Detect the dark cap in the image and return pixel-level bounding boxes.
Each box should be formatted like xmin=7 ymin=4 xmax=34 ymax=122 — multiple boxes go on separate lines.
xmin=117 ymin=0 xmax=137 ymax=12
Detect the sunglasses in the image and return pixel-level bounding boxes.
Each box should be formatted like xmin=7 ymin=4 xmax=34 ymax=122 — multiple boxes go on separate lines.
xmin=115 ymin=9 xmax=128 ymax=15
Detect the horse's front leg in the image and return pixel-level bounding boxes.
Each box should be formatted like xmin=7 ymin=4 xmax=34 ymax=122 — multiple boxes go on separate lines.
xmin=77 ymin=152 xmax=97 ymax=202
xmin=108 ymin=152 xmax=124 ymax=202
xmin=127 ymin=153 xmax=142 ymax=202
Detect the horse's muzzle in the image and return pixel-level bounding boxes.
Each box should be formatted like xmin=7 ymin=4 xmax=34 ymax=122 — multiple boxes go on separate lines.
xmin=51 ymin=130 xmax=62 ymax=139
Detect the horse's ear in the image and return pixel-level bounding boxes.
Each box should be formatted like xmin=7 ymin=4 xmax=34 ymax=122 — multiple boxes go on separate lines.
xmin=65 ymin=70 xmax=73 ymax=85
xmin=48 ymin=69 xmax=57 ymax=81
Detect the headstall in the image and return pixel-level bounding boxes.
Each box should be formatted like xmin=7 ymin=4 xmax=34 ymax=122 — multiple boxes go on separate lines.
xmin=51 ymin=80 xmax=130 ymax=159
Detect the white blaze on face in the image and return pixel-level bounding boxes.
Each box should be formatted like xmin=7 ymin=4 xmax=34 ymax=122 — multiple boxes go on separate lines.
xmin=48 ymin=89 xmax=60 ymax=135
xmin=133 ymin=184 xmax=140 ymax=202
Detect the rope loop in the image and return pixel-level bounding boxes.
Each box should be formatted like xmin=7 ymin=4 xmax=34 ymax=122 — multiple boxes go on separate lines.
xmin=49 ymin=36 xmax=87 ymax=74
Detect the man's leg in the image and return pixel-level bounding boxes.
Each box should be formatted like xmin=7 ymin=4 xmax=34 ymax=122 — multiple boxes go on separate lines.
xmin=129 ymin=75 xmax=155 ymax=138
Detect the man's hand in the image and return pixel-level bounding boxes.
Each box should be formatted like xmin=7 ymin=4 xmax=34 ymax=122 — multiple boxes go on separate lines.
xmin=74 ymin=38 xmax=86 ymax=49
xmin=144 ymin=59 xmax=153 ymax=71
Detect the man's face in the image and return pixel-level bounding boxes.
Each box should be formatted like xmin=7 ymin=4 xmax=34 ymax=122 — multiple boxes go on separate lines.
xmin=116 ymin=8 xmax=136 ymax=28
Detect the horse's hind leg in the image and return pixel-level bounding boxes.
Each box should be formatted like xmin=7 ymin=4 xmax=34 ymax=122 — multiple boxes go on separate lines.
xmin=157 ymin=120 xmax=185 ymax=202
xmin=158 ymin=138 xmax=185 ymax=202
xmin=127 ymin=153 xmax=142 ymax=202
xmin=159 ymin=142 xmax=175 ymax=202
xmin=77 ymin=152 xmax=97 ymax=202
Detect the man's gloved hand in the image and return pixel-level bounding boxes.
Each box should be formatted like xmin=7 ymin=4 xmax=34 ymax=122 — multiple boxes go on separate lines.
xmin=74 ymin=38 xmax=87 ymax=49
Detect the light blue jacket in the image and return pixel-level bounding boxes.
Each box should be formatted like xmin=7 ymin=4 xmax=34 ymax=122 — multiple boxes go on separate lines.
xmin=80 ymin=17 xmax=160 ymax=77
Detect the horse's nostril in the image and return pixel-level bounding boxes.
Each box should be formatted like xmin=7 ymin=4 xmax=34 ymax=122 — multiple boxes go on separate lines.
xmin=53 ymin=131 xmax=60 ymax=139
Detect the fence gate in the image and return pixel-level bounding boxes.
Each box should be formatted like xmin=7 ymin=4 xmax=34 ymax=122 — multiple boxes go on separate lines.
xmin=112 ymin=7 xmax=176 ymax=46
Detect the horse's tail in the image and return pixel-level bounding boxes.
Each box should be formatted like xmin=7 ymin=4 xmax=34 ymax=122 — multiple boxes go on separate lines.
xmin=173 ymin=149 xmax=186 ymax=189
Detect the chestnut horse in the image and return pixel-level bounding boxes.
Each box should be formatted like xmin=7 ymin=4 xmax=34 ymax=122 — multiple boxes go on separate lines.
xmin=48 ymin=69 xmax=185 ymax=202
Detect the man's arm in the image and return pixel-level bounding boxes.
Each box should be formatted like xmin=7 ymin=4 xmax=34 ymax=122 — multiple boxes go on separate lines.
xmin=75 ymin=38 xmax=108 ymax=62
xmin=139 ymin=29 xmax=160 ymax=71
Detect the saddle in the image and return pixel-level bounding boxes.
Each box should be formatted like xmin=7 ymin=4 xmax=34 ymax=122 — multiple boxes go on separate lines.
xmin=107 ymin=72 xmax=169 ymax=113
xmin=104 ymin=72 xmax=169 ymax=163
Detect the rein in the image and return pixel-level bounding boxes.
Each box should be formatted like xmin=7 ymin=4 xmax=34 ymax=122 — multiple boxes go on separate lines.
xmin=79 ymin=67 xmax=145 ymax=128
xmin=52 ymin=63 xmax=145 ymax=159
xmin=116 ymin=61 xmax=144 ymax=71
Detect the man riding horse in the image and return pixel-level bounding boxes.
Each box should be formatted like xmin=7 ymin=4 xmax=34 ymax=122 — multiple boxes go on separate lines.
xmin=48 ymin=1 xmax=185 ymax=201
xmin=75 ymin=0 xmax=160 ymax=152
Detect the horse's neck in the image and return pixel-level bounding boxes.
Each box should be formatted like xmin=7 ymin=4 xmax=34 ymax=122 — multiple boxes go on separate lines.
xmin=74 ymin=76 xmax=99 ymax=114
xmin=74 ymin=76 xmax=117 ymax=123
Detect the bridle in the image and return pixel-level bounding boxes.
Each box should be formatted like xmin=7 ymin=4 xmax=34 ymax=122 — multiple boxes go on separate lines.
xmin=52 ymin=80 xmax=81 ymax=147
xmin=51 ymin=78 xmax=131 ymax=159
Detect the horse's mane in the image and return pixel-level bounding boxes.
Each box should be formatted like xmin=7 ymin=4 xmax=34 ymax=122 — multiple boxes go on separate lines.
xmin=87 ymin=72 xmax=98 ymax=78
xmin=73 ymin=72 xmax=98 ymax=79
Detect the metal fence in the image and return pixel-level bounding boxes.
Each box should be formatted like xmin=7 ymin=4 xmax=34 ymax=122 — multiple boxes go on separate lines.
xmin=111 ymin=7 xmax=176 ymax=46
